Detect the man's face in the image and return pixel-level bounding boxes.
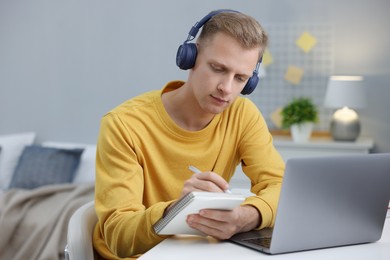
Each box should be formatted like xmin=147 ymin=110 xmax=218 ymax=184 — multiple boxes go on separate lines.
xmin=188 ymin=32 xmax=260 ymax=115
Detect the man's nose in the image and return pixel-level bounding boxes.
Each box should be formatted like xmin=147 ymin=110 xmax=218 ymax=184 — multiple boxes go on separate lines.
xmin=218 ymin=75 xmax=234 ymax=94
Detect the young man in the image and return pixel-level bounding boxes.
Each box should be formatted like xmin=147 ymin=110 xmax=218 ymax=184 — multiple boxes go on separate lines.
xmin=93 ymin=10 xmax=284 ymax=259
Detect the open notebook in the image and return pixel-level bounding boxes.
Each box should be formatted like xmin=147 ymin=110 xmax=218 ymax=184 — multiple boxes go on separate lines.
xmin=154 ymin=191 xmax=245 ymax=235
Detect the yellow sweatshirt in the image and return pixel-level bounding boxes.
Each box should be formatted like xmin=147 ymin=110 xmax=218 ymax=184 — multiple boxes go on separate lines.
xmin=93 ymin=81 xmax=285 ymax=259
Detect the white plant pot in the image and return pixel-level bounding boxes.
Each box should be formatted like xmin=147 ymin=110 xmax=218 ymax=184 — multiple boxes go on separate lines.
xmin=291 ymin=122 xmax=313 ymax=143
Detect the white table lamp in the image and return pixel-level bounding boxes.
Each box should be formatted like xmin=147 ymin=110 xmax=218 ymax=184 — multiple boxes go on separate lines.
xmin=324 ymin=76 xmax=366 ymax=141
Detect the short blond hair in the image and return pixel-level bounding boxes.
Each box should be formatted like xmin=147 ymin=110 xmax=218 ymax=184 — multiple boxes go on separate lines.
xmin=197 ymin=11 xmax=268 ymax=56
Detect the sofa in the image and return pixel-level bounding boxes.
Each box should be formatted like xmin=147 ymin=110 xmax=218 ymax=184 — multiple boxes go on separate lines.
xmin=0 ymin=132 xmax=95 ymax=260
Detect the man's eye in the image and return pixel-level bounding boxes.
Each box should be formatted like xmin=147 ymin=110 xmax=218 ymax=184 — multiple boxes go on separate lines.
xmin=235 ymin=76 xmax=246 ymax=82
xmin=211 ymin=65 xmax=223 ymax=72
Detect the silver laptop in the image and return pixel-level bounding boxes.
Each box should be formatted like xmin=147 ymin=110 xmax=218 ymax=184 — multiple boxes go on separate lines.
xmin=229 ymin=153 xmax=390 ymax=254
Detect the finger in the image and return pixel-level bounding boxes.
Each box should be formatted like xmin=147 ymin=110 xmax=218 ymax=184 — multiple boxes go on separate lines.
xmin=186 ymin=214 xmax=233 ymax=240
xmin=199 ymin=208 xmax=239 ymax=223
xmin=181 ymin=174 xmax=216 ymax=195
xmin=194 ymin=171 xmax=230 ymax=192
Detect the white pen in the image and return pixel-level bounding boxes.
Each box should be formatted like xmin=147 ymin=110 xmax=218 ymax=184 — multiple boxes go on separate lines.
xmin=188 ymin=165 xmax=232 ymax=193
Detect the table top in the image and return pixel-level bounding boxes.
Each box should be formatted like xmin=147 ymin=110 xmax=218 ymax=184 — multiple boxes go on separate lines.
xmin=273 ymin=136 xmax=374 ymax=149
xmin=140 ymin=215 xmax=390 ymax=260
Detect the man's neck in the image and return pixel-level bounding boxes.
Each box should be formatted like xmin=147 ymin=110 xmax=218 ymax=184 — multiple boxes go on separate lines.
xmin=161 ymin=85 xmax=215 ymax=131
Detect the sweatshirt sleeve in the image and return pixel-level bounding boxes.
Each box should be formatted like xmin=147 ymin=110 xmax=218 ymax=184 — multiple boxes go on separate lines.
xmin=238 ymin=99 xmax=285 ymax=229
xmin=94 ymin=113 xmax=170 ymax=258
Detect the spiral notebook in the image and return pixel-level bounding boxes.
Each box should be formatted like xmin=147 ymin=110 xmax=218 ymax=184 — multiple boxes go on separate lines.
xmin=154 ymin=191 xmax=245 ymax=235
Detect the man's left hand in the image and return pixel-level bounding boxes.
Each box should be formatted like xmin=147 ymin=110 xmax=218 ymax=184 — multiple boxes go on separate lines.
xmin=186 ymin=205 xmax=261 ymax=239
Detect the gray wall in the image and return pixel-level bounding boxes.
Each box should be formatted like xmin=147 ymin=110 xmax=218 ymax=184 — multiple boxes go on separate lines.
xmin=1 ymin=0 xmax=389 ymax=152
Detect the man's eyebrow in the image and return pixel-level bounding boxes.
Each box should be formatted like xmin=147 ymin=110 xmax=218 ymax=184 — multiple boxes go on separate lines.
xmin=211 ymin=61 xmax=252 ymax=78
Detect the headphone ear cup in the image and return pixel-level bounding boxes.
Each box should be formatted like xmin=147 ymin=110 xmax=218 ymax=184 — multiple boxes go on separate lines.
xmin=176 ymin=43 xmax=198 ymax=70
xmin=241 ymin=73 xmax=259 ymax=95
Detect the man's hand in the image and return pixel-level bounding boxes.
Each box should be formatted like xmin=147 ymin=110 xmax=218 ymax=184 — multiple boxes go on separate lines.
xmin=169 ymin=170 xmax=261 ymax=238
xmin=186 ymin=205 xmax=261 ymax=240
xmin=180 ymin=170 xmax=230 ymax=197
xmin=165 ymin=170 xmax=229 ymax=215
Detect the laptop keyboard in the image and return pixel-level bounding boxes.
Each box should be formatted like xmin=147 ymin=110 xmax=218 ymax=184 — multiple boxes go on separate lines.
xmin=243 ymin=237 xmax=271 ymax=248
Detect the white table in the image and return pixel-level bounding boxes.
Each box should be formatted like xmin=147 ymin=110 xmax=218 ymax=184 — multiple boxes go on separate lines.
xmin=140 ymin=215 xmax=390 ymax=260
xmin=273 ymin=136 xmax=374 ymax=161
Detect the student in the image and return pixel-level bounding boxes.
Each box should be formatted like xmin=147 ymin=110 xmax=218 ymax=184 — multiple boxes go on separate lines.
xmin=93 ymin=9 xmax=284 ymax=259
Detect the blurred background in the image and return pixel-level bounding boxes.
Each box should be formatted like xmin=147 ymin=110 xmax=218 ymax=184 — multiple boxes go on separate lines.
xmin=1 ymin=0 xmax=389 ymax=152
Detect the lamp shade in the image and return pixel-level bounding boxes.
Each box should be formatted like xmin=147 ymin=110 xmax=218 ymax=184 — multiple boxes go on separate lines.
xmin=324 ymin=76 xmax=366 ymax=109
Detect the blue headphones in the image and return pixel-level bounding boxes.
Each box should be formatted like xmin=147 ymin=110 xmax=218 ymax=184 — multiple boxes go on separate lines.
xmin=176 ymin=9 xmax=261 ymax=95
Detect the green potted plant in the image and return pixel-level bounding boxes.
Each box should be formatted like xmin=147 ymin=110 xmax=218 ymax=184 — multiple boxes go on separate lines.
xmin=281 ymin=97 xmax=318 ymax=142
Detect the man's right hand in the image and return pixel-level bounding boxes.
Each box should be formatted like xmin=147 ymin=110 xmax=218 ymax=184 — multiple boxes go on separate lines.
xmin=180 ymin=170 xmax=230 ymax=198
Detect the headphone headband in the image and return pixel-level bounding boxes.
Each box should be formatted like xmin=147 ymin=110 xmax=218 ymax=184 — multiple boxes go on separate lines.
xmin=186 ymin=9 xmax=239 ymax=42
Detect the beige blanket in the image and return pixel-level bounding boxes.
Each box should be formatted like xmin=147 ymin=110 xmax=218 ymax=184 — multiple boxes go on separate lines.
xmin=0 ymin=183 xmax=94 ymax=260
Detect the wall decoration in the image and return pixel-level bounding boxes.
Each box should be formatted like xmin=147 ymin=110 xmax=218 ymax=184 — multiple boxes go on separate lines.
xmin=270 ymin=107 xmax=283 ymax=129
xmin=296 ymin=31 xmax=318 ymax=53
xmin=284 ymin=65 xmax=304 ymax=85
xmin=262 ymin=48 xmax=273 ymax=67
xmin=248 ymin=24 xmax=333 ymax=131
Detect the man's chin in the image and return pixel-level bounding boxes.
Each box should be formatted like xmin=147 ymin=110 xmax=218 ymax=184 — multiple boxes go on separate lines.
xmin=207 ymin=106 xmax=228 ymax=115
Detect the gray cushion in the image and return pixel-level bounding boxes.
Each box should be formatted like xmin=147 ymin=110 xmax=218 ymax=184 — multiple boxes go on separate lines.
xmin=9 ymin=145 xmax=84 ymax=189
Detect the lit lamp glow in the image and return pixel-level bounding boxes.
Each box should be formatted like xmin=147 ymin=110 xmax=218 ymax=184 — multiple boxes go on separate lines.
xmin=324 ymin=76 xmax=366 ymax=141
